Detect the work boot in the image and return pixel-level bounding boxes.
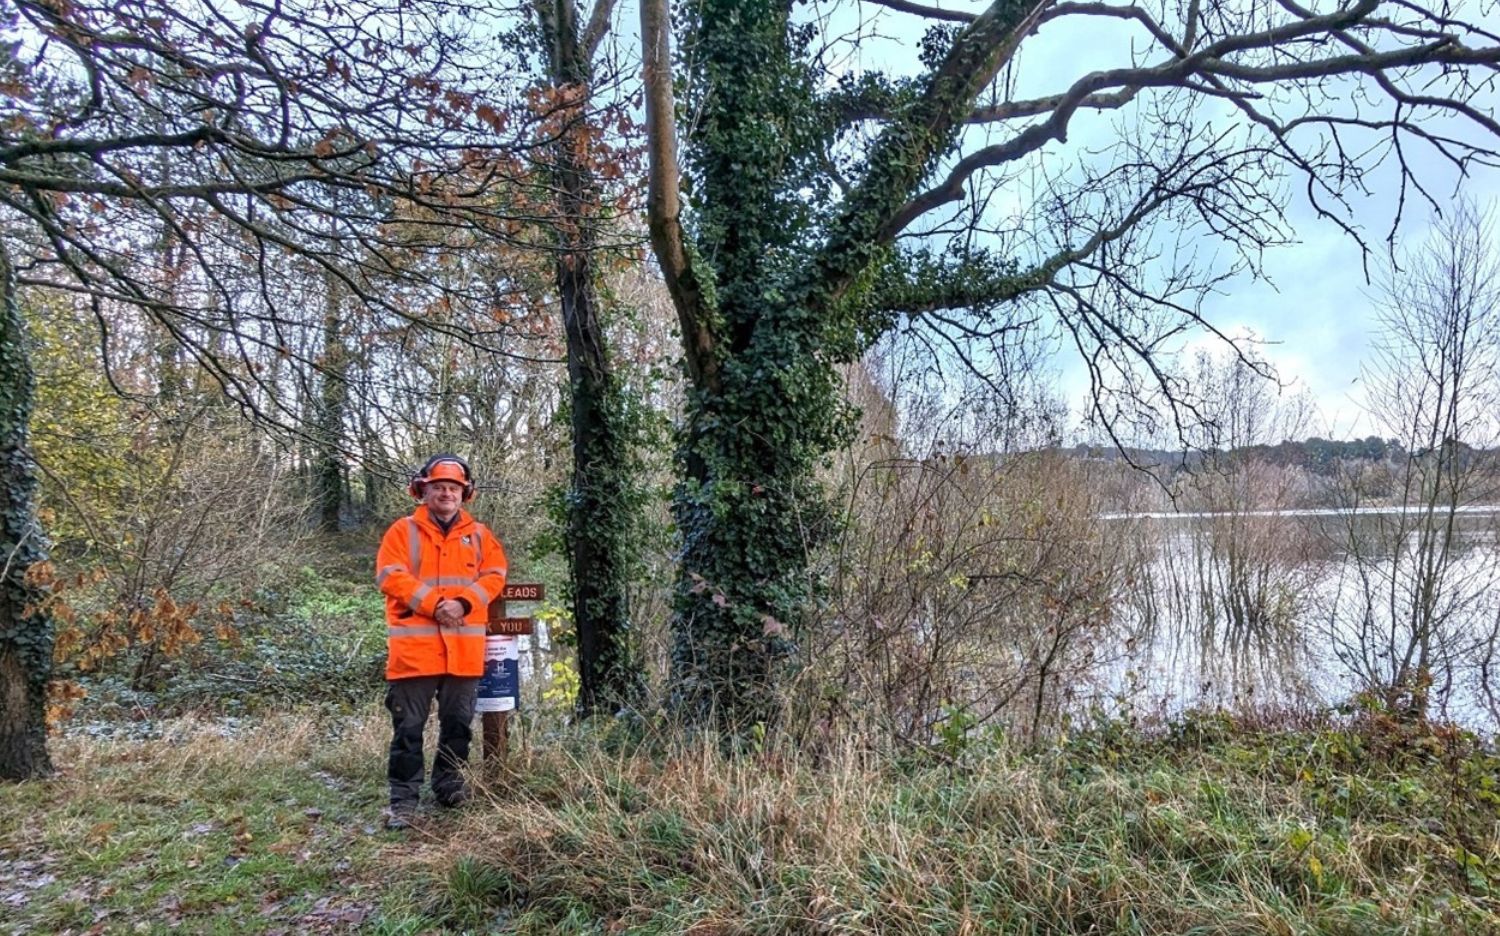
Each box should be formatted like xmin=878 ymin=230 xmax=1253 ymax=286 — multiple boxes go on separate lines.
xmin=435 ymin=787 xmax=470 ymax=809
xmin=384 ymin=804 xmax=418 ymax=830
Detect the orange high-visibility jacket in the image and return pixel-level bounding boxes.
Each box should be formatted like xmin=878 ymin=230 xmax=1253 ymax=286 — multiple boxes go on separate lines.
xmin=376 ymin=505 xmax=508 ymax=680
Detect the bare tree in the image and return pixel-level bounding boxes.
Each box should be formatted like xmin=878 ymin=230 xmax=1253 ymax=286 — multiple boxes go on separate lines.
xmin=1121 ymin=350 xmax=1319 ymax=710
xmin=1 ymin=0 xmax=566 ymax=443
xmin=1325 ymin=202 xmax=1500 ymax=720
xmin=820 ymin=423 xmax=1129 ymax=746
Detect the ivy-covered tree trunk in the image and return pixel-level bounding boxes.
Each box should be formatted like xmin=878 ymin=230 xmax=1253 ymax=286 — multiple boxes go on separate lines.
xmin=655 ymin=0 xmax=835 ymax=728
xmin=0 ymin=237 xmax=54 ymax=780
xmin=672 ymin=355 xmax=845 ymax=728
xmin=535 ymin=0 xmax=641 ymax=716
xmin=316 ymin=269 xmax=348 ymax=534
xmin=642 ymin=0 xmax=1046 ymax=729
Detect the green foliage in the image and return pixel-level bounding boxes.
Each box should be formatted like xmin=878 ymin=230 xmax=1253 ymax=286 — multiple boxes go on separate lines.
xmin=526 ymin=0 xmax=668 ymax=719
xmin=0 ymin=715 xmax=399 ymax=934
xmin=918 ymin=24 xmax=964 ymax=70
xmin=26 ymin=296 xmax=146 ymax=547
xmin=568 ymin=371 xmax=661 ymax=707
xmin=539 ymin=322 xmax=671 ymax=714
xmin=25 ymin=304 xmax=316 ymax=698
xmin=542 ymin=658 xmax=581 ymax=708
xmin=933 ymin=701 xmax=982 ymax=760
xmin=288 ymin=565 xmax=386 ymax=621
xmin=5 ymin=707 xmax=1496 ymax=933
xmin=669 ymin=0 xmax=868 ymax=727
xmin=442 ymin=855 xmax=523 ymax=928
xmin=77 ymin=568 xmax=386 ymax=717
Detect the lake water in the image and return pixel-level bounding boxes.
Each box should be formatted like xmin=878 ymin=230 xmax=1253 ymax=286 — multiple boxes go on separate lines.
xmin=1096 ymin=507 xmax=1500 ymax=734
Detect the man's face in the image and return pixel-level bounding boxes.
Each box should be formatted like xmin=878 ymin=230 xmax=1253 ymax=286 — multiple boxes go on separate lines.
xmin=423 ymin=480 xmax=464 ymax=519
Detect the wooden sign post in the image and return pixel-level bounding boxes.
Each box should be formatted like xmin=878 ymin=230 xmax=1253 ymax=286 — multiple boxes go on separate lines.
xmin=482 ymin=583 xmax=543 ymax=765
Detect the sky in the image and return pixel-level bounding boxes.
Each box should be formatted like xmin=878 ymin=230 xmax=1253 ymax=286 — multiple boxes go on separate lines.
xmin=815 ymin=0 xmax=1500 ymax=442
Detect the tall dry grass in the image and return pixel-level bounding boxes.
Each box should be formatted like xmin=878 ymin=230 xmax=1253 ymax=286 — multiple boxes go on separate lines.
xmin=397 ymin=716 xmax=1500 ymax=934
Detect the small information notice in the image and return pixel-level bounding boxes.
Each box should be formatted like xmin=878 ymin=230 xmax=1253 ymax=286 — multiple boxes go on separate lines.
xmin=476 ymin=635 xmax=519 ymax=712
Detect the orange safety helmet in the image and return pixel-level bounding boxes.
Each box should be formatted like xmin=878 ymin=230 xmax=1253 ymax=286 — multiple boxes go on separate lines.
xmin=408 ymin=454 xmax=476 ymax=501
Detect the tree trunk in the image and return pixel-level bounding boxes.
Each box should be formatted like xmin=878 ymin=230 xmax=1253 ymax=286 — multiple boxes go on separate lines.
xmin=670 ymin=341 xmax=840 ymax=730
xmin=650 ymin=0 xmax=846 ymax=730
xmin=353 ymin=355 xmax=385 ymax=521
xmin=561 ymin=236 xmax=636 ymax=717
xmin=316 ymin=269 xmax=348 ymax=534
xmin=0 ymin=237 xmax=53 ymax=780
xmin=361 ymin=428 xmax=383 ymax=520
xmin=537 ymin=0 xmax=640 ymax=717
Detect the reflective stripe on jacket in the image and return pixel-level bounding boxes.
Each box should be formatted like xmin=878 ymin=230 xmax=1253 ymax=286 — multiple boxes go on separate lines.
xmin=376 ymin=505 xmax=508 ymax=680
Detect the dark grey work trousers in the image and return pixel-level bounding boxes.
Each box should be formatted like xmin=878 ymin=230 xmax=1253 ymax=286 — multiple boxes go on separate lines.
xmin=385 ymin=675 xmax=479 ymax=808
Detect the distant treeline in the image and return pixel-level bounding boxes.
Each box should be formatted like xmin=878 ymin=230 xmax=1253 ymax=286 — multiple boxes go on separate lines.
xmin=1063 ymin=436 xmax=1489 ymax=474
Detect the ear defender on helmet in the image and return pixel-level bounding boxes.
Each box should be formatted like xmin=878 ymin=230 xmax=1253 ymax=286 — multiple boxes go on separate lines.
xmin=408 ymin=454 xmax=476 ymax=502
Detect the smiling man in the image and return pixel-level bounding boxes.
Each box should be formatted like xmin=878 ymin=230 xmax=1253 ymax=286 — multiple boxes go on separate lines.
xmin=374 ymin=455 xmax=508 ymax=829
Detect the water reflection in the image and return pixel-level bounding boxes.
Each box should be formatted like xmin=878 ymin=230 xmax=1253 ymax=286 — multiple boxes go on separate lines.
xmin=1102 ymin=508 xmax=1500 ymax=734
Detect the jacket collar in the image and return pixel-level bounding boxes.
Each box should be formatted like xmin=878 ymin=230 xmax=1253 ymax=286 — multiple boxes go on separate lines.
xmin=412 ymin=504 xmax=474 ymax=537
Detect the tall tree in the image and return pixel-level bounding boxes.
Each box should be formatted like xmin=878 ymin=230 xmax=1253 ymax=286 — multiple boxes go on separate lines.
xmin=640 ymin=0 xmax=1500 ymax=727
xmin=0 ymin=236 xmax=52 ymax=780
xmin=315 ymin=265 xmax=348 ymax=533
xmin=532 ymin=0 xmax=644 ymax=716
xmin=1 ymin=0 xmax=549 ymax=438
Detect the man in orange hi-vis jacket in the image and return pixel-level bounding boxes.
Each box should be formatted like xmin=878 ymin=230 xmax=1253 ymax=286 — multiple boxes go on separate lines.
xmin=375 ymin=454 xmax=507 ymax=829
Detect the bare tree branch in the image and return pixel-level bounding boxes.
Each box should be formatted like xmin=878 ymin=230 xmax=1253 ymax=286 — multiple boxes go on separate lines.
xmin=893 ymin=0 xmax=1500 ymax=236
xmin=861 ymin=0 xmax=979 ymax=23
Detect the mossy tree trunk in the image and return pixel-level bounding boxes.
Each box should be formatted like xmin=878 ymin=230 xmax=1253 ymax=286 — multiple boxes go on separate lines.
xmin=316 ymin=268 xmax=348 ymax=534
xmin=534 ymin=0 xmax=642 ymax=716
xmin=0 ymin=237 xmax=54 ymax=780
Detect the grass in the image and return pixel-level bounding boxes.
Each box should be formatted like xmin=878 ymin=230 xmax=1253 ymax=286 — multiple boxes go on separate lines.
xmin=3 ymin=708 xmax=1497 ymax=934
xmin=415 ymin=711 xmax=1500 ymax=934
xmin=0 ymin=711 xmax=416 ymax=935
